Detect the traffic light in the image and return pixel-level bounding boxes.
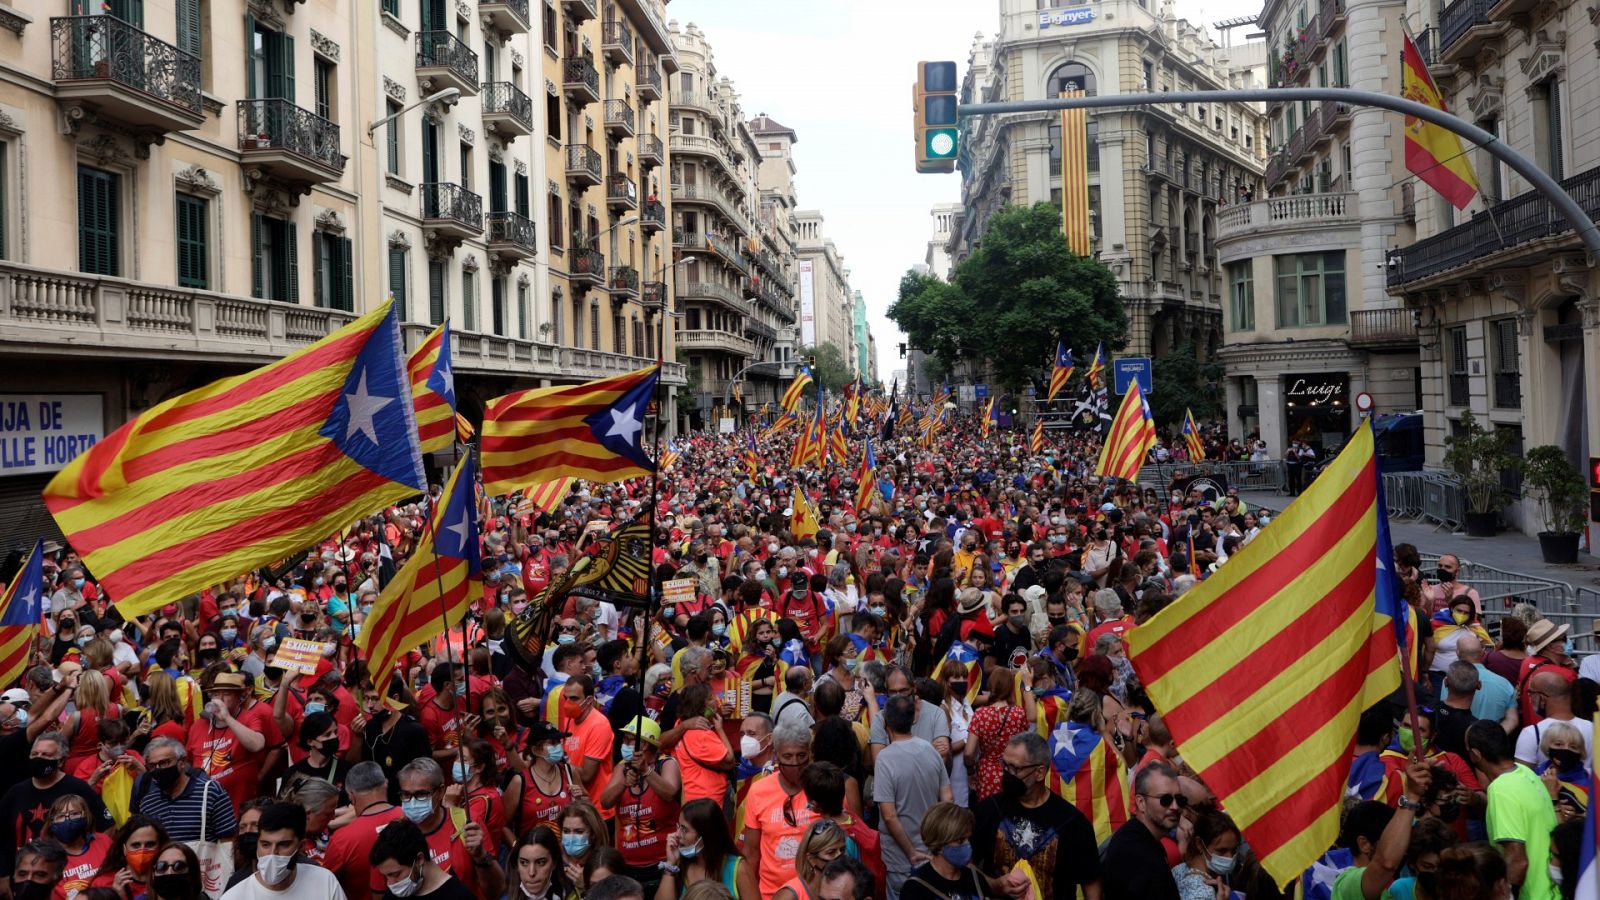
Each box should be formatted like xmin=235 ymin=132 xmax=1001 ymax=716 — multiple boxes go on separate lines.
xmin=914 ymin=61 xmax=959 ymax=173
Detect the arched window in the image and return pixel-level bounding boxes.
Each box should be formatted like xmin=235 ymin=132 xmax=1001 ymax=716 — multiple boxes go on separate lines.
xmin=1046 ymin=62 xmax=1096 ymax=98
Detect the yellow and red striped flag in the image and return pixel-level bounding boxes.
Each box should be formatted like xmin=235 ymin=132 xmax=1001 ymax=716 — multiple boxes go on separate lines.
xmin=1039 ymin=700 xmax=1130 ymax=844
xmin=658 ymin=444 xmax=681 ymax=473
xmin=1127 ymin=421 xmax=1406 ymax=887
xmin=1086 ymin=342 xmax=1106 ymax=390
xmin=844 ymin=376 xmax=862 ymax=430
xmin=1402 ymin=31 xmax=1478 ymax=209
xmin=790 ymin=488 xmax=819 ymax=542
xmin=761 ymin=411 xmax=798 ymax=442
xmin=828 ymin=418 xmax=849 ymax=467
xmin=1047 ymin=342 xmax=1075 ymax=403
xmin=780 ymin=366 xmax=814 ymax=412
xmin=1030 ymin=419 xmax=1045 ymax=454
xmin=1095 ymin=380 xmax=1157 ymax=482
xmin=357 ymin=454 xmax=479 ymax=708
xmin=854 ymin=438 xmax=879 ymax=513
xmin=1182 ymin=408 xmax=1206 ymax=461
xmin=480 ymin=366 xmax=659 ymax=495
xmin=454 ymin=411 xmax=475 ymax=443
xmin=515 ymin=477 xmax=576 ymax=517
xmin=980 ymin=397 xmax=996 ymax=440
xmin=44 ymin=301 xmax=425 ymax=618
xmin=0 ymin=541 xmax=45 ymax=690
xmin=742 ymin=431 xmax=761 ymax=480
xmin=408 ymin=322 xmax=458 ymax=455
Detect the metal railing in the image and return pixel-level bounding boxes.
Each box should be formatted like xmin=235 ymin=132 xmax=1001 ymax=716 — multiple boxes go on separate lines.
xmin=637 ymin=62 xmax=661 ymax=97
xmin=485 ymin=211 xmax=536 ymax=252
xmin=641 ymin=281 xmax=667 ymax=308
xmin=565 ymin=143 xmax=601 ymax=181
xmin=638 ymin=133 xmax=664 ymax=163
xmin=1439 ymin=0 xmax=1494 ymax=54
xmin=609 ymin=266 xmax=640 ymax=293
xmin=482 ymin=0 xmax=530 ymax=23
xmin=562 ymin=56 xmax=599 ymax=97
xmin=1135 ymin=460 xmax=1288 ymax=493
xmin=415 ymin=30 xmax=478 ymax=87
xmin=420 ymin=182 xmax=482 ymax=230
xmin=481 ymin=81 xmax=533 ymax=131
xmin=606 ymin=173 xmax=637 ymax=204
xmin=237 ymin=99 xmax=345 ymax=174
xmin=601 ymin=18 xmax=634 ymax=55
xmin=640 ymin=200 xmax=666 ymax=228
xmin=50 ymin=15 xmax=202 ymax=116
xmin=570 ymin=247 xmax=605 ymax=280
xmin=604 ymin=98 xmax=634 ymax=132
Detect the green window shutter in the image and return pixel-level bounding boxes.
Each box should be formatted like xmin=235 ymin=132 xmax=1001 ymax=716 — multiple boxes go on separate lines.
xmin=175 ymin=0 xmax=200 ymax=58
xmin=250 ymin=211 xmax=263 ymax=298
xmin=491 ymin=277 xmax=504 ymax=335
xmin=175 ymin=194 xmax=207 ymax=288
xmin=489 ymin=162 xmax=506 ymax=213
xmin=244 ymin=12 xmax=257 ymax=100
xmin=280 ymin=33 xmax=295 ymax=103
xmin=515 ymin=173 xmax=529 ymax=218
xmin=339 ymin=237 xmax=354 ymax=312
xmin=388 ymin=246 xmax=408 ymax=319
xmin=462 ymin=271 xmax=475 ymax=332
xmin=312 ymin=232 xmax=326 ymax=307
xmin=110 ymin=0 xmax=143 ymax=28
xmin=314 ymin=60 xmax=330 ymax=121
xmin=77 ymin=166 xmax=119 ymax=277
xmin=284 ymin=219 xmax=299 ymax=303
xmin=428 ymin=260 xmax=445 ymax=324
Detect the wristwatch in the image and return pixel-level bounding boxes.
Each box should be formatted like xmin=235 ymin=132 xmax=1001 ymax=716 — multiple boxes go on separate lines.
xmin=1397 ymin=796 xmax=1424 ymax=812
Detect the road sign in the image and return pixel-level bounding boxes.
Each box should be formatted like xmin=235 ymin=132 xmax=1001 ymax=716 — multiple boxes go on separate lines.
xmin=974 ymin=384 xmax=989 ymax=398
xmin=1355 ymin=391 xmax=1374 ymax=414
xmin=958 ymin=385 xmax=976 ymax=402
xmin=1113 ymin=357 xmax=1153 ymax=395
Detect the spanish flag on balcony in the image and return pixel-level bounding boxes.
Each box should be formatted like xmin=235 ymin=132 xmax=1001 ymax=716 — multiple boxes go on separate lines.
xmin=1402 ymin=31 xmax=1478 ymax=209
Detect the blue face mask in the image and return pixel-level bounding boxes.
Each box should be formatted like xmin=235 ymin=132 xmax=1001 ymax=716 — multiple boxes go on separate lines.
xmin=712 ymin=623 xmax=727 ymax=636
xmin=869 ymin=605 xmax=887 ymax=618
xmin=303 ymin=702 xmax=326 ymax=716
xmin=561 ymin=834 xmax=589 ymax=857
xmin=678 ymin=839 xmax=702 ymax=859
xmin=455 ymin=681 xmax=467 ymax=697
xmin=844 ymin=658 xmax=858 ymax=672
xmin=451 ymin=760 xmax=471 ymax=784
xmin=619 ymin=743 xmax=635 ymax=762
xmin=941 ymin=842 xmax=973 ymax=867
xmin=556 ymin=633 xmax=576 ymax=646
xmin=545 ymin=744 xmax=566 ymax=764
xmin=401 ymin=797 xmax=433 ymax=824
xmin=221 ymin=628 xmax=238 ymax=642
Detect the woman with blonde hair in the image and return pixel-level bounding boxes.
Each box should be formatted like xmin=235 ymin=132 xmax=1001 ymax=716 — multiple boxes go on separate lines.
xmin=62 ymin=668 xmax=117 ymax=769
xmin=772 ymin=819 xmax=848 ymax=900
xmin=900 ymin=803 xmax=985 ymax=900
xmin=143 ymin=672 xmax=189 ymax=743
xmin=557 ymin=800 xmax=610 ymax=892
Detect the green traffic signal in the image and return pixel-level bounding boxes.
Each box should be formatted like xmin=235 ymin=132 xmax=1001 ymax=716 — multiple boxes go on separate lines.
xmin=924 ymin=127 xmax=958 ymax=160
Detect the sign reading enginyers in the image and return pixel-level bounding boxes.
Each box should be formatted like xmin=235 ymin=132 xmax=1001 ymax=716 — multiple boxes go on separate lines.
xmin=1039 ymin=7 xmax=1096 ymax=27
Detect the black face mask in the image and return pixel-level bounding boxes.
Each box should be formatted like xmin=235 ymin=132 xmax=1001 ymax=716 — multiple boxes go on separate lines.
xmin=13 ymin=882 xmax=51 ymax=900
xmin=1436 ymin=568 xmax=1454 ymax=583
xmin=1000 ymin=771 xmax=1030 ymax=801
xmin=28 ymin=757 xmax=57 ymax=780
xmin=1060 ymin=645 xmax=1080 ymax=662
xmin=151 ymin=765 xmax=182 ymax=791
xmin=1550 ymin=748 xmax=1584 ymax=772
xmin=152 ymin=873 xmax=197 ymax=900
xmin=1415 ymin=871 xmax=1437 ymax=897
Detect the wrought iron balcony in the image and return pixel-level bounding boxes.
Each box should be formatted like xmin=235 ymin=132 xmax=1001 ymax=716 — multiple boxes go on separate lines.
xmin=420 ymin=182 xmax=483 ymax=239
xmin=637 ymin=60 xmax=662 ymax=102
xmin=481 ymin=81 xmax=533 ymax=137
xmin=480 ymin=0 xmax=530 ymax=35
xmin=638 ymin=133 xmax=664 ymax=169
xmin=1389 ymin=165 xmax=1600 ymax=288
xmin=570 ymin=248 xmax=605 ymax=286
xmin=1320 ymin=0 xmax=1346 ymax=33
xmin=563 ymin=56 xmax=600 ymax=105
xmin=415 ymin=31 xmax=479 ymax=97
xmin=606 ymin=173 xmax=638 ymax=210
xmin=641 ymin=281 xmax=667 ymax=310
xmin=1348 ymin=307 xmax=1417 ymax=348
xmin=565 ymin=144 xmax=602 ymax=187
xmin=562 ymin=0 xmax=598 ymax=23
xmin=604 ymin=99 xmax=635 ymax=137
xmin=1439 ymin=0 xmax=1499 ymax=62
xmin=609 ymin=266 xmax=640 ymax=298
xmin=640 ymin=200 xmax=666 ymax=234
xmin=237 ymin=99 xmax=346 ymax=185
xmin=50 ymin=15 xmax=203 ymax=133
xmin=486 ymin=211 xmax=537 ymax=261
xmin=601 ymin=19 xmax=634 ymax=65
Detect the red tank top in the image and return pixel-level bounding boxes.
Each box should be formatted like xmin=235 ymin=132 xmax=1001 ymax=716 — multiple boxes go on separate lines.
xmin=515 ymin=766 xmax=574 ymax=832
xmin=616 ymin=771 xmax=679 ymax=868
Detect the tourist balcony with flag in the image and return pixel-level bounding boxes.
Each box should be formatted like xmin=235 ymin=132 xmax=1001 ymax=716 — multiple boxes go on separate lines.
xmin=563 ymin=56 xmax=601 ymax=106
xmin=50 ymin=14 xmax=204 ymax=138
xmin=481 ymin=81 xmax=534 ymax=138
xmin=420 ymin=182 xmax=483 ymax=242
xmin=236 ymin=98 xmax=347 ymax=188
xmin=415 ymin=30 xmax=479 ymax=98
xmin=566 ymin=144 xmax=602 ymax=188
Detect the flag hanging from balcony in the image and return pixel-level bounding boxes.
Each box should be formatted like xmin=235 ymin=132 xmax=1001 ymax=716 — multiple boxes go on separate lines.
xmin=1059 ymin=90 xmax=1092 ymax=256
xmin=1401 ymin=31 xmax=1479 ymax=209
xmin=43 ymin=301 xmax=426 ymax=619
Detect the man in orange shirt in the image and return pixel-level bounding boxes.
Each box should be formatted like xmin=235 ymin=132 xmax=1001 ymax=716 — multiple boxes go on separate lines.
xmin=561 ymin=675 xmax=615 ymax=817
xmin=743 ymin=721 xmax=817 ymax=897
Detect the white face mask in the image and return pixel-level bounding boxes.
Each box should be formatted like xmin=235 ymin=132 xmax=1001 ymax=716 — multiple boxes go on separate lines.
xmin=387 ymin=863 xmax=424 ymax=898
xmin=257 ymin=853 xmax=295 ymax=886
xmin=739 ymin=735 xmax=766 ymax=758
xmin=1550 ymin=862 xmax=1564 ymax=886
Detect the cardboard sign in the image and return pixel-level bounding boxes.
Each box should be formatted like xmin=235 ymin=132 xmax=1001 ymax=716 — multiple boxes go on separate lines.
xmin=662 ymin=578 xmax=696 ymax=605
xmin=274 ymin=638 xmax=329 ymax=675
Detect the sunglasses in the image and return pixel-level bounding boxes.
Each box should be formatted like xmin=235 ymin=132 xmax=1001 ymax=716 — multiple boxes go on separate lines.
xmin=152 ymin=861 xmax=190 ymax=875
xmin=1141 ymin=792 xmax=1190 ymax=809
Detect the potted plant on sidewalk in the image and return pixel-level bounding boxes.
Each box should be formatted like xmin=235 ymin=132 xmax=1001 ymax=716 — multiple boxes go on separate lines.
xmin=1442 ymin=410 xmax=1521 ymax=537
xmin=1523 ymin=445 xmax=1587 ymax=564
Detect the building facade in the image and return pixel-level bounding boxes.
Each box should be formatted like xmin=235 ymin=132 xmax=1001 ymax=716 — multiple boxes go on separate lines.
xmin=1218 ymin=0 xmax=1421 ymax=454
xmin=0 ymin=0 xmax=684 ymax=545
xmin=949 ymin=0 xmax=1269 ymax=362
xmin=1385 ymin=0 xmax=1600 ymax=534
xmin=794 ymin=210 xmax=854 ymax=372
xmin=747 ymin=112 xmax=802 ymax=410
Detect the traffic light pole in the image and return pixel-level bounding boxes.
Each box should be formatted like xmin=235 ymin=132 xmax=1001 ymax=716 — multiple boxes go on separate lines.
xmin=957 ymin=87 xmax=1600 ymax=266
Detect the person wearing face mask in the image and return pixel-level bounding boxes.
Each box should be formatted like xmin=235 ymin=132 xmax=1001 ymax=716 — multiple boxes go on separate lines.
xmin=658 ymin=797 xmax=755 ymax=900
xmin=359 ymin=679 xmax=432 ymax=803
xmin=971 ymin=732 xmax=1101 ymax=900
xmin=504 ymin=722 xmax=578 ymax=847
xmin=743 ymin=723 xmax=819 ymax=897
xmin=89 ymin=816 xmax=168 ymax=899
xmin=771 ymin=819 xmax=848 ymax=900
xmin=378 ymin=759 xmax=500 ymax=900
xmin=556 ymin=803 xmax=609 ymax=892
xmin=1427 ymin=597 xmax=1493 ymax=700
xmin=320 ymin=764 xmax=400 ymax=900
xmin=127 ymin=737 xmax=238 ymax=847
xmin=596 ymin=718 xmax=679 ymax=892
xmin=1516 ymin=671 xmax=1595 ymax=770
xmin=1519 ymin=620 xmax=1578 ymax=728
xmin=443 ymin=739 xmax=505 ymax=861
xmin=282 ymin=712 xmax=347 ymax=796
xmin=1169 ymin=808 xmax=1242 ymax=900
xmin=9 ymin=840 xmax=65 ymax=900
xmin=369 ymin=817 xmax=474 ymax=900
xmin=217 ymin=802 xmax=336 ymax=900
xmin=898 ymin=803 xmax=989 ymax=900
xmin=0 ymin=730 xmax=113 ymax=880
xmin=1532 ymin=722 xmax=1592 ymax=825
xmin=557 ymin=676 xmax=615 ymax=817
xmin=815 ymin=636 xmax=866 ymax=724
xmin=417 ymin=664 xmax=468 ymax=768
xmin=1376 ymin=817 xmax=1462 ymax=900
xmin=46 ymin=794 xmax=113 ymax=899
xmin=186 ymin=671 xmax=284 ymax=814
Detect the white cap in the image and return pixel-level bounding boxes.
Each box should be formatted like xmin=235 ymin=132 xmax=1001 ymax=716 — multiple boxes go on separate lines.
xmin=1 ymin=688 xmax=30 ymax=706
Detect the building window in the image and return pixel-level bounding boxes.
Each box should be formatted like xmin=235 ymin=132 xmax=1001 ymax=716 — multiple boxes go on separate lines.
xmin=1273 ymin=252 xmax=1346 ymax=327
xmin=572 ymin=297 xmax=584 ymax=347
xmin=382 ymin=0 xmax=399 ymax=14
xmin=1490 ymin=317 xmax=1520 ymax=408
xmin=1446 ymin=325 xmax=1469 ymax=406
xmin=517 ymin=282 xmax=530 ymax=340
xmin=515 ymin=172 xmax=530 ymax=217
xmin=547 ymin=93 xmax=561 ymax=141
xmin=175 ymin=194 xmax=208 ymax=289
xmin=246 ymin=18 xmax=295 ymax=101
xmin=175 ymin=0 xmax=202 ymax=59
xmin=1477 ymin=116 xmax=1502 ymax=202
xmin=250 ymin=213 xmax=298 ymax=302
xmin=1331 ymin=42 xmax=1347 ymax=86
xmin=428 ymin=259 xmax=447 ymax=325
xmin=77 ymin=165 xmax=121 ymax=277
xmin=1534 ymin=77 xmax=1564 ymax=181
xmin=591 ymin=303 xmax=601 ymax=349
xmin=549 ymin=196 xmax=564 ymax=251
xmin=314 ymin=58 xmax=333 ymax=121
xmin=613 ymin=313 xmax=625 ymax=353
xmin=0 ymin=142 xmax=7 ymax=260
xmin=1141 ymin=60 xmax=1154 ymax=90
xmin=491 ymin=276 xmax=506 ymax=335
xmin=1046 ymin=61 xmax=1096 ymax=97
xmin=386 ymin=100 xmax=401 ymax=175
xmin=459 ymin=142 xmax=472 ymax=189
xmin=313 ymin=231 xmax=354 ymax=311
xmin=388 ymin=245 xmax=409 ymax=320
xmin=462 ymin=268 xmax=477 ymax=331
xmin=1226 ymin=262 xmax=1253 ymax=331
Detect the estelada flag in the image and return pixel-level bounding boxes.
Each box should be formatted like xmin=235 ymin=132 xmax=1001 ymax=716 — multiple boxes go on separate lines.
xmin=1183 ymin=408 xmax=1206 ymax=462
xmin=742 ymin=432 xmax=761 ymax=480
xmin=1126 ymin=421 xmax=1406 ymax=887
xmin=407 ymin=321 xmax=458 ymax=455
xmin=44 ymin=301 xmax=425 ymax=618
xmin=1402 ymin=31 xmax=1478 ymax=209
xmin=0 ymin=540 xmax=44 ymax=691
xmin=1043 ymin=716 xmax=1130 ymax=845
xmin=855 ymin=438 xmax=879 ymax=513
xmin=790 ymin=488 xmax=819 ymax=542
xmin=357 ymin=454 xmax=479 ymax=709
xmin=480 ymin=365 xmax=659 ymax=495
xmin=1047 ymin=342 xmax=1075 ymax=403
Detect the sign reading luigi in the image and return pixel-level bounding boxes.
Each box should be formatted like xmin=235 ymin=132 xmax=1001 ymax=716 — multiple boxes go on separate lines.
xmin=1284 ymin=374 xmax=1346 ymax=407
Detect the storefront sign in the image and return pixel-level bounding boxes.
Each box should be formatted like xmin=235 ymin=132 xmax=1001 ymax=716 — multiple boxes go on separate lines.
xmin=1284 ymin=375 xmax=1346 ymax=407
xmin=1040 ymin=7 xmax=1096 ymax=27
xmin=0 ymin=394 xmax=103 ymax=476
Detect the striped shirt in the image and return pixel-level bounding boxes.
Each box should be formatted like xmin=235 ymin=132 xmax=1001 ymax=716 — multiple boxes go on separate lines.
xmin=130 ymin=769 xmax=238 ymax=842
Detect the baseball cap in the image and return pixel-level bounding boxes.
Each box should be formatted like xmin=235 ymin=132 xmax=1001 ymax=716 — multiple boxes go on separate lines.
xmin=1 ymin=688 xmax=29 ymax=707
xmin=526 ymin=721 xmax=571 ymax=744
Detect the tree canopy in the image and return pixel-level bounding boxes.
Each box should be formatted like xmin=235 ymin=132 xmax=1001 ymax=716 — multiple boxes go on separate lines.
xmin=796 ymin=342 xmax=853 ymax=394
xmin=1150 ymin=340 xmax=1223 ymax=429
xmin=888 ymin=203 xmax=1127 ymax=393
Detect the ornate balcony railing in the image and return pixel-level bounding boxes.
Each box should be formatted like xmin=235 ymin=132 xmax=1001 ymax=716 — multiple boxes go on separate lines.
xmin=1440 ymin=0 xmax=1494 ymax=54
xmin=609 ymin=266 xmax=640 ymax=293
xmin=481 ymin=81 xmax=533 ymax=131
xmin=486 ymin=211 xmax=537 ymax=252
xmin=237 ymin=99 xmax=345 ymax=174
xmin=415 ymin=30 xmax=478 ymax=88
xmin=604 ymin=99 xmax=635 ymax=132
xmin=562 ymin=56 xmax=599 ymax=99
xmin=50 ymin=15 xmax=201 ymax=116
xmin=565 ymin=143 xmax=601 ymax=181
xmin=641 ymin=281 xmax=667 ymax=309
xmin=571 ymin=248 xmax=606 ymax=280
xmin=637 ymin=63 xmax=661 ymax=98
xmin=420 ymin=182 xmax=483 ymax=231
xmin=640 ymin=200 xmax=666 ymax=229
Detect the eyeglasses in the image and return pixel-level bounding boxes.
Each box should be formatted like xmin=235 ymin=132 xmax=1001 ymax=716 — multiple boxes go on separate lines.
xmin=1001 ymin=762 xmax=1043 ymax=776
xmin=1141 ymin=792 xmax=1190 ymax=809
xmin=557 ymin=625 xmax=581 ymax=634
xmin=145 ymin=758 xmax=180 ymax=771
xmin=398 ymin=790 xmax=436 ymax=802
xmin=152 ymin=861 xmax=190 ymax=875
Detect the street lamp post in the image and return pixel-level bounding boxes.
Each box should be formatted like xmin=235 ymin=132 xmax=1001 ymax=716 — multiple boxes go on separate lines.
xmin=364 ymin=88 xmax=460 ymax=327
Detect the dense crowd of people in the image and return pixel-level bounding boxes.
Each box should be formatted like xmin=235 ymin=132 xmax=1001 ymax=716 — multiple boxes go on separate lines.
xmin=0 ymin=410 xmax=1589 ymax=900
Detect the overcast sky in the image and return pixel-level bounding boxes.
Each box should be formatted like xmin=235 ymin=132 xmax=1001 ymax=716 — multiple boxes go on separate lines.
xmin=672 ymin=0 xmax=1263 ymax=378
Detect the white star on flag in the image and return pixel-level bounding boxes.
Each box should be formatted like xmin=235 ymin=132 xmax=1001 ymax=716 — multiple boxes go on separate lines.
xmin=443 ymin=508 xmax=471 ymax=553
xmin=606 ymin=405 xmax=643 ymax=445
xmin=343 ymin=369 xmax=395 ymax=446
xmin=436 ymin=355 xmax=454 ymax=402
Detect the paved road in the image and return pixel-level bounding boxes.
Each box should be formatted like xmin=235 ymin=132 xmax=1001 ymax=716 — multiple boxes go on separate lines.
xmin=1236 ymin=489 xmax=1600 ymax=591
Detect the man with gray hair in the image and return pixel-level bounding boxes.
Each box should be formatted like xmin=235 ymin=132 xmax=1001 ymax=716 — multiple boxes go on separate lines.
xmin=972 ymin=731 xmax=1102 ymax=900
xmin=395 ymin=757 xmax=502 ymax=896
xmin=323 ymin=761 xmax=403 ymax=900
xmin=1434 ymin=661 xmax=1480 ymax=757
xmin=744 ymin=721 xmax=818 ymax=897
xmin=771 ymin=665 xmax=815 ymax=732
xmin=657 ymin=645 xmax=717 ymax=751
xmin=128 ymin=735 xmax=235 ymax=843
xmin=1086 ymin=588 xmax=1133 ymax=652
xmin=0 ymin=731 xmax=112 ymax=875
xmin=1456 ymin=633 xmax=1518 ymax=733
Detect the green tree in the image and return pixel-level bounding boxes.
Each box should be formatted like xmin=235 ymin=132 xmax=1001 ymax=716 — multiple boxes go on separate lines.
xmin=797 ymin=343 xmax=853 ymax=394
xmin=1149 ymin=340 xmax=1222 ymax=430
xmin=888 ymin=203 xmax=1126 ymax=392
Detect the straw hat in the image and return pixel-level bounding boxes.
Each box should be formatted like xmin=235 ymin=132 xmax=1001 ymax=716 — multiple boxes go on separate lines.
xmin=1527 ymin=619 xmax=1570 ymax=655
